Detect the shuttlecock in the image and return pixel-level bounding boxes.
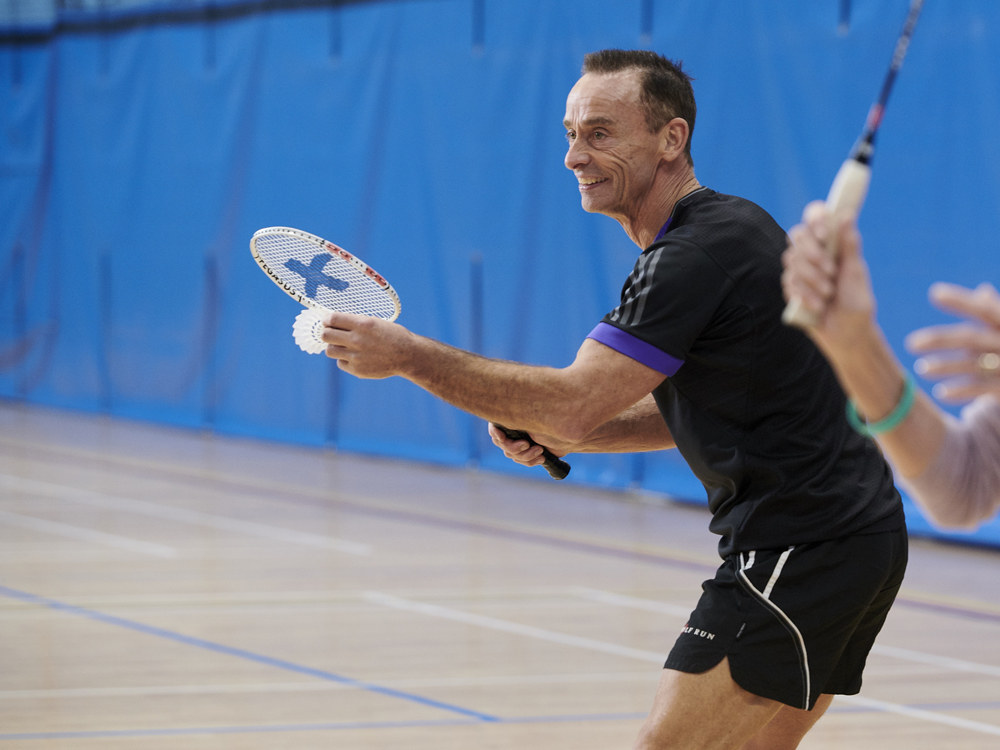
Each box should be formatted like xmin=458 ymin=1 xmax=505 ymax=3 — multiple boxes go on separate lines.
xmin=293 ymin=307 xmax=327 ymax=354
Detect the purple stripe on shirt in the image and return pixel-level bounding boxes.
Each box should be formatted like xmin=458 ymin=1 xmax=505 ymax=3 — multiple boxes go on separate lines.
xmin=587 ymin=322 xmax=684 ymax=376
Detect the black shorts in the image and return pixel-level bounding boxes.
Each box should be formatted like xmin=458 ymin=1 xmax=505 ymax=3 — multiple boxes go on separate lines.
xmin=664 ymin=526 xmax=908 ymax=710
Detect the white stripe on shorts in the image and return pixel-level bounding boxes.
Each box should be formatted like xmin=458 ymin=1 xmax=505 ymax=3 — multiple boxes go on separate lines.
xmin=738 ymin=546 xmax=811 ymax=709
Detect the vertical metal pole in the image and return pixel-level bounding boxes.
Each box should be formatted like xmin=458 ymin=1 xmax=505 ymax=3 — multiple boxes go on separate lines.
xmin=98 ymin=249 xmax=113 ymax=413
xmin=639 ymin=0 xmax=654 ymax=47
xmin=201 ymin=254 xmax=219 ymax=428
xmin=10 ymin=0 xmax=22 ymax=89
xmin=204 ymin=1 xmax=217 ymax=73
xmin=468 ymin=252 xmax=484 ymax=465
xmin=839 ymin=0 xmax=852 ymax=36
xmin=329 ymin=0 xmax=342 ymax=61
xmin=12 ymin=241 xmax=26 ymax=400
xmin=471 ymin=0 xmax=485 ymax=55
xmin=98 ymin=0 xmax=110 ymax=78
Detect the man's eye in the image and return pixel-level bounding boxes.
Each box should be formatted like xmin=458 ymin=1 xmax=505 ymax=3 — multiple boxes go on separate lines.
xmin=565 ymin=131 xmax=576 ymax=141
xmin=594 ymin=131 xmax=606 ymax=140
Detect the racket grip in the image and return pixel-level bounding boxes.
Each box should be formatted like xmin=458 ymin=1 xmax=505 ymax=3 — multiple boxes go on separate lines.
xmin=782 ymin=157 xmax=872 ymax=330
xmin=493 ymin=424 xmax=571 ymax=481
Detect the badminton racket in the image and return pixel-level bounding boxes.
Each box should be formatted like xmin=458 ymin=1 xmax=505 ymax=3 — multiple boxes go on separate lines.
xmin=250 ymin=226 xmax=401 ymax=353
xmin=783 ymin=0 xmax=924 ymax=329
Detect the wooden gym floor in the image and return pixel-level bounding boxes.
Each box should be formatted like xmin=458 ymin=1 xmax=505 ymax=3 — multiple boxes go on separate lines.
xmin=1 ymin=401 xmax=999 ymax=749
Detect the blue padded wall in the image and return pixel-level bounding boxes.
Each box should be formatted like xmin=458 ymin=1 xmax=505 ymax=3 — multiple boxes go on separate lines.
xmin=1 ymin=0 xmax=998 ymax=545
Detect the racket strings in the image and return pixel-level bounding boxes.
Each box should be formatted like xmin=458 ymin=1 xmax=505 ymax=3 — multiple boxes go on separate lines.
xmin=253 ymin=233 xmax=398 ymax=320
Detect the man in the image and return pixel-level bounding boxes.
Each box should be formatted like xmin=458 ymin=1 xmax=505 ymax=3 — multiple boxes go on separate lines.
xmin=322 ymin=50 xmax=906 ymax=750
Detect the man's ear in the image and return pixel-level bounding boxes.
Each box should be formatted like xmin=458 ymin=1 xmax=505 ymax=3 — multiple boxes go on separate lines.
xmin=659 ymin=117 xmax=689 ymax=162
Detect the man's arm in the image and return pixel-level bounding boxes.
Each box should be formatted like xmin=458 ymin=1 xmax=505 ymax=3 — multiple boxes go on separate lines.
xmin=321 ymin=313 xmax=666 ymax=442
xmin=489 ymin=393 xmax=675 ymax=468
xmin=782 ymin=203 xmax=945 ymax=478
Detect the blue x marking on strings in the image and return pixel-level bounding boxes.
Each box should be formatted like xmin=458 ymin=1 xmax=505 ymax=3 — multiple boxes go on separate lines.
xmin=284 ymin=254 xmax=349 ymax=299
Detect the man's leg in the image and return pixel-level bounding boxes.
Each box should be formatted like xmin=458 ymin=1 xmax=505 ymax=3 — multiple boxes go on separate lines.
xmin=741 ymin=693 xmax=834 ymax=750
xmin=633 ymin=658 xmax=784 ymax=750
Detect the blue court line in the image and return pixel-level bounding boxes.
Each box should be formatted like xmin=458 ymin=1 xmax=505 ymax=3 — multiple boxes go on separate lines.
xmin=7 ymin=703 xmax=1000 ymax=742
xmin=0 ymin=585 xmax=498 ymax=723
xmin=7 ymin=703 xmax=1000 ymax=741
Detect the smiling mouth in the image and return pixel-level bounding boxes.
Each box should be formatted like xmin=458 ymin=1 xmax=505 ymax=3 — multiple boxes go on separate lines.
xmin=578 ymin=177 xmax=608 ymax=188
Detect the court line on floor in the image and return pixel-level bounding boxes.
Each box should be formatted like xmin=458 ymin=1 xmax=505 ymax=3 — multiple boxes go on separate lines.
xmin=571 ymin=587 xmax=692 ymax=617
xmin=365 ymin=590 xmax=1000 ymax=737
xmin=0 ymin=436 xmax=716 ymax=572
xmin=11 ymin=434 xmax=1000 ymax=626
xmin=0 ymin=473 xmax=371 ymax=555
xmin=364 ymin=591 xmax=666 ymax=663
xmin=870 ymin=644 xmax=1000 ymax=679
xmin=7 ymin=701 xmax=1000 ymax=742
xmin=0 ymin=718 xmax=487 ymax=742
xmin=0 ymin=509 xmax=177 ymax=558
xmin=0 ymin=672 xmax=657 ymax=700
xmin=836 ymin=694 xmax=1000 ymax=736
xmin=0 ymin=585 xmax=498 ymax=723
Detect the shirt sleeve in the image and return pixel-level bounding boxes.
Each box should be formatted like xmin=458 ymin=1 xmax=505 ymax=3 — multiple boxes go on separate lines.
xmin=587 ymin=239 xmax=733 ymax=376
xmin=899 ymin=396 xmax=1000 ymax=529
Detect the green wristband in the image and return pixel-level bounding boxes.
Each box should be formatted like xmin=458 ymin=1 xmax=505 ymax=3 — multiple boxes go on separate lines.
xmin=845 ymin=373 xmax=916 ymax=437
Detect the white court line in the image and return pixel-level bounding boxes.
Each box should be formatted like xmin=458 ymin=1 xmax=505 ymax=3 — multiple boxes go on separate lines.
xmin=572 ymin=587 xmax=693 ymax=618
xmin=836 ymin=694 xmax=1000 ymax=736
xmin=0 ymin=509 xmax=177 ymax=558
xmin=0 ymin=672 xmax=655 ymax=700
xmin=0 ymin=473 xmax=370 ymax=556
xmin=870 ymin=645 xmax=1000 ymax=679
xmin=369 ymin=588 xmax=1000 ymax=738
xmin=364 ymin=592 xmax=666 ymax=663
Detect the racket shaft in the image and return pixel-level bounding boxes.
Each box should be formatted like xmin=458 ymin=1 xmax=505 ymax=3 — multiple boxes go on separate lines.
xmin=782 ymin=158 xmax=871 ymax=329
xmin=494 ymin=425 xmax=571 ymax=480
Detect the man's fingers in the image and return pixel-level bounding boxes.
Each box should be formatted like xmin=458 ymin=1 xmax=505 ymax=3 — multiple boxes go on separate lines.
xmin=928 ymin=282 xmax=1000 ymax=329
xmin=905 ymin=323 xmax=1000 ymax=354
xmin=322 ymin=311 xmax=366 ymax=329
xmin=915 ymin=355 xmax=987 ymax=379
xmin=834 ymin=213 xmax=862 ymax=264
xmin=487 ymin=423 xmax=545 ymax=463
xmin=782 ymin=227 xmax=836 ymax=315
xmin=802 ymin=200 xmax=830 ymax=242
xmin=931 ymin=380 xmax=1000 ymax=404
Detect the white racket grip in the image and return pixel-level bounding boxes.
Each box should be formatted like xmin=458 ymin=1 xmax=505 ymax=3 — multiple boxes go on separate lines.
xmin=782 ymin=158 xmax=872 ymax=329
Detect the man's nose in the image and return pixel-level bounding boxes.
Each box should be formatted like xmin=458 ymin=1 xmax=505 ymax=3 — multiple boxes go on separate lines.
xmin=565 ymin=139 xmax=590 ymax=171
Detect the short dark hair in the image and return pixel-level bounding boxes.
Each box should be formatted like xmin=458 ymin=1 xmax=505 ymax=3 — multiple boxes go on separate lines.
xmin=582 ymin=49 xmax=696 ymax=166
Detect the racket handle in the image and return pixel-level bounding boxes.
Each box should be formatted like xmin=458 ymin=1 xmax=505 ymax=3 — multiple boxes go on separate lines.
xmin=782 ymin=157 xmax=872 ymax=330
xmin=493 ymin=424 xmax=571 ymax=480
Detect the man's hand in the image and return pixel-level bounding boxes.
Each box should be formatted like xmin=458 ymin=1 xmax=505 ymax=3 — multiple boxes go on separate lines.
xmin=321 ymin=312 xmax=417 ymax=378
xmin=487 ymin=423 xmax=576 ymax=467
xmin=782 ymin=201 xmax=877 ymax=357
xmin=906 ymin=282 xmax=1000 ymax=403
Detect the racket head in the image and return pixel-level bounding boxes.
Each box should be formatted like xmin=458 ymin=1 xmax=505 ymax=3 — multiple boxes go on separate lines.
xmin=250 ymin=226 xmax=401 ymax=321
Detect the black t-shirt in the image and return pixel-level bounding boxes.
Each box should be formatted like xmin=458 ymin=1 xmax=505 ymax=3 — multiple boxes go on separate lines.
xmin=587 ymin=187 xmax=903 ymax=557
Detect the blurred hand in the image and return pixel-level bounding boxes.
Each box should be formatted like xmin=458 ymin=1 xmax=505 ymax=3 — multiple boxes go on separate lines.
xmin=782 ymin=202 xmax=877 ymax=356
xmin=487 ymin=423 xmax=574 ymax=467
xmin=906 ymin=282 xmax=1000 ymax=403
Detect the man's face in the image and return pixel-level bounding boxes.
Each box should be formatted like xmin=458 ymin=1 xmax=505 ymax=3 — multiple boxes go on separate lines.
xmin=563 ymin=71 xmax=663 ymax=218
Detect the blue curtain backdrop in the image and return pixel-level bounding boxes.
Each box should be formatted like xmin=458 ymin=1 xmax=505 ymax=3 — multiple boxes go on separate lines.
xmin=2 ymin=0 xmax=998 ymax=546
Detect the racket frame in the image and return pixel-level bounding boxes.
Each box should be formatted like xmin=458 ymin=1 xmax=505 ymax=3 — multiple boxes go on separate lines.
xmin=782 ymin=0 xmax=924 ymax=329
xmin=250 ymin=226 xmax=401 ymax=322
